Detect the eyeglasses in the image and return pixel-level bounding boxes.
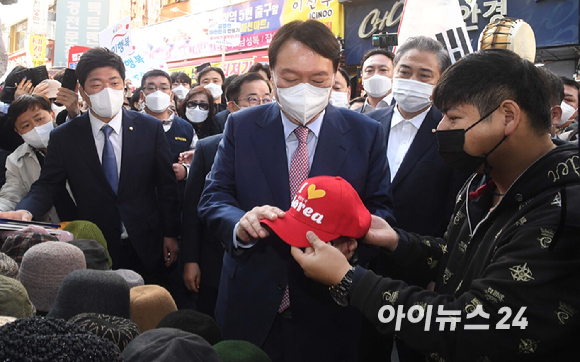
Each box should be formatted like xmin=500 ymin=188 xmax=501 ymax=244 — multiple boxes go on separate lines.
xmin=236 ymin=96 xmax=272 ymax=106
xmin=186 ymin=101 xmax=209 ymax=111
xmin=144 ymin=85 xmax=171 ymax=93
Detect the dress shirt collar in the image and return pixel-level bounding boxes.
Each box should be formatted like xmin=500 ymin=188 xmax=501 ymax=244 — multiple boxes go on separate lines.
xmin=281 ymin=109 xmax=324 ymax=140
xmin=391 ymin=105 xmax=431 ymax=130
xmin=89 ymin=109 xmax=123 ymax=138
xmin=363 ymin=95 xmax=391 ymax=113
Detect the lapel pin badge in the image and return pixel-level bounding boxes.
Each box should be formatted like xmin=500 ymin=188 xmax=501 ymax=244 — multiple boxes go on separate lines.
xmin=431 ymin=128 xmax=436 ymax=133
xmin=129 ymin=126 xmax=134 ymax=131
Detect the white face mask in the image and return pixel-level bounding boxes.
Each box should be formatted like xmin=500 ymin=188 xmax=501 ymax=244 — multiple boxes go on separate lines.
xmin=363 ymin=74 xmax=392 ymax=98
xmin=557 ymin=101 xmax=578 ymax=126
xmin=329 ymin=91 xmax=350 ymax=108
xmin=204 ymin=83 xmax=223 ymax=100
xmin=86 ymin=87 xmax=124 ymax=118
xmin=21 ymin=120 xmax=54 ymax=149
xmin=145 ymin=91 xmax=171 ymax=113
xmin=186 ymin=107 xmax=209 ymax=123
xmin=51 ymin=103 xmax=66 ymax=116
xmin=274 ymin=74 xmax=332 ymax=125
xmin=173 ymin=85 xmax=188 ymax=101
xmin=392 ymin=78 xmax=434 ymax=113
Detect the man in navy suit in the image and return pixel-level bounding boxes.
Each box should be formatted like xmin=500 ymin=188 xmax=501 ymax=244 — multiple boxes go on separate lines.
xmin=198 ymin=20 xmax=394 ymax=362
xmin=363 ymin=36 xmax=470 ymax=362
xmin=354 ymin=48 xmax=396 ymax=114
xmin=0 ymin=48 xmax=181 ymax=282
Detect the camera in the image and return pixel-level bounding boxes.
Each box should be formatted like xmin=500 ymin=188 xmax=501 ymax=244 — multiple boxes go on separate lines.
xmin=372 ymin=33 xmax=398 ymax=49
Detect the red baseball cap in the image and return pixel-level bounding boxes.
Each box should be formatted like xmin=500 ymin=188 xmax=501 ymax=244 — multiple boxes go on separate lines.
xmin=262 ymin=176 xmax=372 ymax=247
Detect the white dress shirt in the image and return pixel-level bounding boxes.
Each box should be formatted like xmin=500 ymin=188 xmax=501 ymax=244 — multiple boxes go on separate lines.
xmin=88 ymin=109 xmax=128 ymax=238
xmin=233 ymin=110 xmax=325 ymax=249
xmin=387 ymin=106 xmax=431 ymax=181
xmin=361 ymin=93 xmax=393 ymax=114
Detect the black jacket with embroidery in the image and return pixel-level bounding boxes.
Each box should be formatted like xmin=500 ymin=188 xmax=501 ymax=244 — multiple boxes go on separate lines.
xmin=349 ymin=143 xmax=580 ymax=361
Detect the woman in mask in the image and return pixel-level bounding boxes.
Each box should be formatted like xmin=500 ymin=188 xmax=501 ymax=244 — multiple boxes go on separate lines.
xmin=0 ymin=94 xmax=75 ymax=223
xmin=179 ymin=86 xmax=220 ymax=140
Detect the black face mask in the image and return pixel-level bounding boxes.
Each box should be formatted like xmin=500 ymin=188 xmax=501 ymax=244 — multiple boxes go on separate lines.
xmin=436 ymin=105 xmax=507 ymax=174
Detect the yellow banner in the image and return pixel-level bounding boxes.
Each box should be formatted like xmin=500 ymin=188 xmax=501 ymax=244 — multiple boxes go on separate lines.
xmin=29 ymin=35 xmax=46 ymax=67
xmin=281 ymin=0 xmax=343 ymax=37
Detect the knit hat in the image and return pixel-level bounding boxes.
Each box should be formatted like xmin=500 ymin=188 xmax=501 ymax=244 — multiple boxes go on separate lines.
xmin=0 ymin=317 xmax=123 ymax=361
xmin=1 ymin=231 xmax=58 ymax=265
xmin=0 ymin=316 xmax=16 ymax=327
xmin=107 ymin=269 xmax=145 ymax=288
xmin=157 ymin=310 xmax=222 ymax=345
xmin=214 ymin=340 xmax=272 ymax=362
xmin=0 ymin=274 xmax=35 ymax=318
xmin=67 ymin=239 xmax=110 ymax=270
xmin=0 ymin=252 xmax=18 ymax=279
xmin=130 ymin=285 xmax=177 ymax=332
xmin=122 ymin=328 xmax=221 ymax=362
xmin=19 ymin=241 xmax=86 ymax=312
xmin=69 ymin=313 xmax=140 ymax=351
xmin=63 ymin=220 xmax=112 ymax=267
xmin=48 ymin=269 xmax=130 ymax=320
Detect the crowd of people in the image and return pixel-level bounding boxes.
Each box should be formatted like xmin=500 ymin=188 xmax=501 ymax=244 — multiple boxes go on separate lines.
xmin=0 ymin=18 xmax=578 ymax=362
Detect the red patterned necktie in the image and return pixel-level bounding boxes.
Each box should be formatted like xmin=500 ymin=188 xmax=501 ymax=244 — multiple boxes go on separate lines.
xmin=279 ymin=126 xmax=310 ymax=313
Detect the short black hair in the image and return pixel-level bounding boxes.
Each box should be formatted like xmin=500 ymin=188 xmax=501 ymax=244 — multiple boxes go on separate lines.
xmin=394 ymin=36 xmax=451 ymax=74
xmin=539 ymin=68 xmax=564 ymax=106
xmin=561 ymin=76 xmax=580 ymax=92
xmin=141 ymin=69 xmax=171 ymax=89
xmin=433 ymin=49 xmax=551 ymax=134
xmin=360 ymin=48 xmax=395 ymax=69
xmin=226 ymin=72 xmax=272 ymax=104
xmin=129 ymin=87 xmax=142 ymax=111
xmin=7 ymin=94 xmax=51 ymax=128
xmin=268 ymin=20 xmax=340 ymax=71
xmin=223 ymin=74 xmax=240 ymax=102
xmin=249 ymin=63 xmax=271 ymax=80
xmin=349 ymin=96 xmax=365 ymax=107
xmin=75 ymin=47 xmax=125 ymax=88
xmin=197 ymin=67 xmax=225 ymax=85
xmin=336 ymin=67 xmax=350 ymax=86
xmin=52 ymin=69 xmax=66 ymax=83
xmin=170 ymin=72 xmax=192 ymax=86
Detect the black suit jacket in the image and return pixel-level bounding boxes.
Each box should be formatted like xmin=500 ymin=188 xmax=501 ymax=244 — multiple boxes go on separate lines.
xmin=182 ymin=133 xmax=224 ymax=289
xmin=17 ymin=109 xmax=181 ymax=272
xmin=367 ymin=106 xmax=469 ymax=284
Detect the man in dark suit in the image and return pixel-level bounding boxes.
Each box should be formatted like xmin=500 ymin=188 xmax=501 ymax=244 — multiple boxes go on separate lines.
xmin=362 ymin=36 xmax=470 ymax=362
xmin=198 ymin=20 xmax=394 ymax=362
xmin=181 ymin=71 xmax=272 ymax=317
xmin=0 ymin=48 xmax=181 ymax=282
xmin=354 ymin=48 xmax=396 ymax=114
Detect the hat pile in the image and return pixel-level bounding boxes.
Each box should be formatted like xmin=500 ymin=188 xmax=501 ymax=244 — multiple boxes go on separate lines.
xmin=0 ymin=317 xmax=123 ymax=361
xmin=214 ymin=340 xmax=273 ymax=362
xmin=69 ymin=312 xmax=140 ymax=351
xmin=122 ymin=328 xmax=221 ymax=362
xmin=18 ymin=241 xmax=86 ymax=312
xmin=0 ymin=252 xmax=18 ymax=279
xmin=48 ymin=269 xmax=130 ymax=320
xmin=130 ymin=285 xmax=177 ymax=332
xmin=156 ymin=309 xmax=222 ymax=345
xmin=67 ymin=239 xmax=110 ymax=270
xmin=63 ymin=220 xmax=112 ymax=267
xmin=1 ymin=231 xmax=58 ymax=265
xmin=0 ymin=274 xmax=35 ymax=318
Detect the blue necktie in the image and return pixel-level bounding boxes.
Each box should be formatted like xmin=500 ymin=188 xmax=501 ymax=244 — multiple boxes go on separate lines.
xmin=101 ymin=125 xmax=118 ymax=194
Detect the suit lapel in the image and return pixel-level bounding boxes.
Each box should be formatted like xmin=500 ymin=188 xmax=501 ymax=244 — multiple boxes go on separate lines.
xmin=118 ymin=109 xmax=137 ymax=196
xmin=74 ymin=113 xmax=116 ymax=196
xmin=309 ymin=105 xmax=352 ymax=178
xmin=250 ymin=104 xmax=292 ymax=209
xmin=391 ymin=107 xmax=441 ymax=188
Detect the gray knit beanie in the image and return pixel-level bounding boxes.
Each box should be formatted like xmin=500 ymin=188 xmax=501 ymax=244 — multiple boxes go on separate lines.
xmin=107 ymin=269 xmax=145 ymax=288
xmin=0 ymin=252 xmax=18 ymax=279
xmin=18 ymin=242 xmax=86 ymax=312
xmin=48 ymin=269 xmax=130 ymax=320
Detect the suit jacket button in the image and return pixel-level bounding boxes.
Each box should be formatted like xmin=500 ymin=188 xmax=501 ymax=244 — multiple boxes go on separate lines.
xmin=277 ymin=283 xmax=283 ymax=291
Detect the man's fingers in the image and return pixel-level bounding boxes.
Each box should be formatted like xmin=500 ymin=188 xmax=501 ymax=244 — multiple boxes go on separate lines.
xmin=290 ymin=246 xmax=306 ymax=264
xmin=306 ymin=231 xmax=325 ymax=249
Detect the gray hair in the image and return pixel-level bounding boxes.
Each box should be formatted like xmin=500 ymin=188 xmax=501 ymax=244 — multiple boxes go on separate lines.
xmin=394 ymin=36 xmax=451 ymax=74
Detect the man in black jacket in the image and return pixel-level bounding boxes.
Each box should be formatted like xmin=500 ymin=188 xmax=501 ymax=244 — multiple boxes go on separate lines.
xmin=293 ymin=49 xmax=579 ymax=361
